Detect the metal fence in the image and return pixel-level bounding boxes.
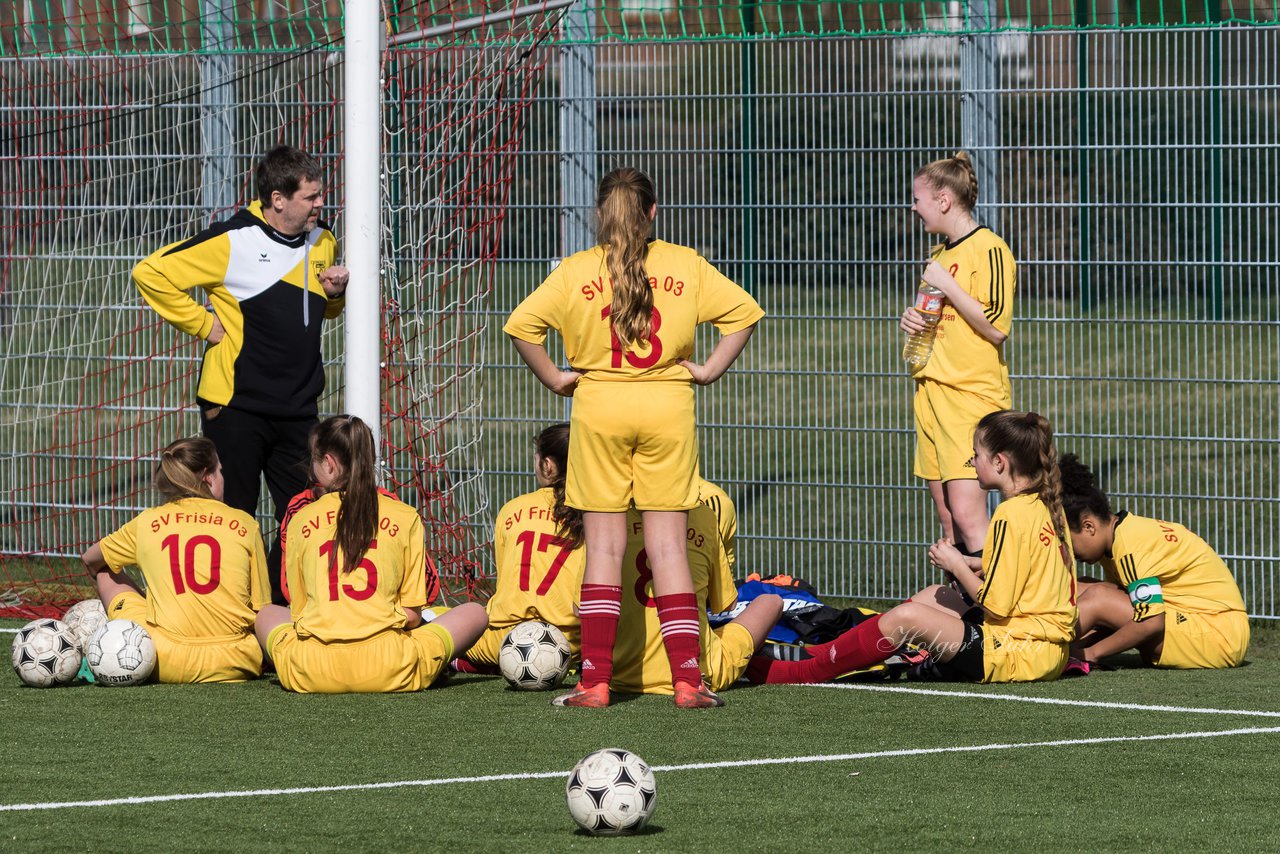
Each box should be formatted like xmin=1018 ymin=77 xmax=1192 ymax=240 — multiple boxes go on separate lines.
xmin=488 ymin=26 xmax=1280 ymax=616
xmin=2 ymin=4 xmax=1277 ymax=615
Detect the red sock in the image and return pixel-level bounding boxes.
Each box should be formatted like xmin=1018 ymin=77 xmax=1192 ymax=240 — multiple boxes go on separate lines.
xmin=745 ymin=655 xmax=825 ymax=684
xmin=824 ymin=615 xmax=890 ymax=677
xmin=746 ymin=616 xmax=890 ymax=684
xmin=655 ymin=592 xmax=703 ymax=688
xmin=577 ymin=584 xmax=621 ymax=688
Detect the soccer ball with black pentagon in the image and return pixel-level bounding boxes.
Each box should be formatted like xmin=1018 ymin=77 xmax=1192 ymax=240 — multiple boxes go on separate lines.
xmin=11 ymin=618 xmax=82 ymax=687
xmin=499 ymin=621 xmax=571 ymax=690
xmin=62 ymin=598 xmax=108 ymax=652
xmin=87 ymin=619 xmax=156 ymax=686
xmin=565 ymin=748 xmax=657 ymax=836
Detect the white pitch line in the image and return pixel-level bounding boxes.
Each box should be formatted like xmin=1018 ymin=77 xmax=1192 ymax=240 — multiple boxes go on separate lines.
xmin=2 ymin=725 xmax=1277 ymax=813
xmin=805 ymin=681 xmax=1280 ymax=718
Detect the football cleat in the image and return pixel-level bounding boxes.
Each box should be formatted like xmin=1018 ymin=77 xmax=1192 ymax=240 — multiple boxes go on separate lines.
xmin=552 ymin=681 xmax=610 ymax=708
xmin=673 ymin=681 xmax=724 ymax=709
xmin=1062 ymin=657 xmax=1092 ymax=677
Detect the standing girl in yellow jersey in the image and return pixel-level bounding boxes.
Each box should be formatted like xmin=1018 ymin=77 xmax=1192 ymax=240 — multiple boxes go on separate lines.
xmin=901 ymin=152 xmax=1016 ymax=559
xmin=613 ymin=491 xmax=782 ymax=697
xmin=462 ymin=423 xmax=586 ymax=669
xmin=82 ymin=437 xmax=271 ymax=683
xmin=1060 ymin=454 xmax=1248 ymax=670
xmin=749 ymin=411 xmax=1075 ymax=684
xmin=254 ymin=416 xmax=487 ymax=693
xmin=504 ymin=167 xmax=764 ymax=708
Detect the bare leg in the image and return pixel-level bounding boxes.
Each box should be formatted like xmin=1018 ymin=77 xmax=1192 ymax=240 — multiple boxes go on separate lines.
xmin=430 ymin=602 xmax=488 ymax=655
xmin=879 ymin=601 xmax=970 ymax=662
xmin=254 ymin=604 xmax=291 ymax=660
xmin=582 ymin=511 xmax=627 ymax=586
xmin=909 ymin=584 xmax=974 ymax=619
xmin=732 ymin=594 xmax=783 ymax=650
xmin=943 ymin=478 xmax=989 ymax=553
xmin=927 ymin=479 xmax=954 ymax=542
xmin=94 ymin=569 xmax=143 ymax=610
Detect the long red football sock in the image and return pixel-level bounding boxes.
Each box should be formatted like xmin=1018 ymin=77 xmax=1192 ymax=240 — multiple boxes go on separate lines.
xmin=577 ymin=584 xmax=621 ymax=688
xmin=746 ymin=616 xmax=890 ymax=684
xmin=655 ymin=592 xmax=703 ymax=688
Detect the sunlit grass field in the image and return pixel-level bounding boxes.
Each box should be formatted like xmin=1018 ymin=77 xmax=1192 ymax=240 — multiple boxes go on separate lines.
xmin=2 ymin=617 xmax=1278 ymax=852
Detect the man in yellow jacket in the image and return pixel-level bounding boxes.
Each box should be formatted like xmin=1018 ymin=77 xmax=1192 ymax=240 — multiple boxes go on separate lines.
xmin=133 ymin=145 xmax=349 ymax=604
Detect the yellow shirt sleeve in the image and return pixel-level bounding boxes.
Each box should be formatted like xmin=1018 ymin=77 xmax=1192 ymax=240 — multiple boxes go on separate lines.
xmin=977 ymin=517 xmax=1018 ymax=618
xmin=247 ymin=527 xmax=272 ymax=611
xmin=98 ymin=516 xmax=140 ymax=572
xmin=972 ymin=240 xmax=1015 ymax=335
xmin=1110 ymin=550 xmax=1167 ymax=621
xmin=286 ymin=514 xmax=308 ymax=621
xmin=503 ymin=265 xmax=567 ymax=345
xmin=397 ymin=514 xmax=428 ymax=610
xmin=133 ymin=235 xmax=231 ymax=340
xmin=695 ymin=255 xmax=765 ymax=334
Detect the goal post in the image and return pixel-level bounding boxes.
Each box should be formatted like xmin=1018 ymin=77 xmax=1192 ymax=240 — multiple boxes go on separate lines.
xmin=0 ymin=0 xmax=567 ymax=616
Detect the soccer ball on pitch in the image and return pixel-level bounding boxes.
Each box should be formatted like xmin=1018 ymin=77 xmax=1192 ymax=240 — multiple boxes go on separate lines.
xmin=499 ymin=621 xmax=572 ymax=691
xmin=87 ymin=619 xmax=157 ymax=686
xmin=11 ymin=618 xmax=82 ymax=688
xmin=565 ymin=748 xmax=657 ymax=836
xmin=62 ymin=598 xmax=108 ymax=652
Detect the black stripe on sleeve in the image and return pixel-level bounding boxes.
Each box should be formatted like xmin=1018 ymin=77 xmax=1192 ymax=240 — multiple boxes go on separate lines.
xmin=1122 ymin=555 xmax=1137 ymax=587
xmin=976 ymin=519 xmax=1007 ymax=604
xmin=984 ymin=247 xmax=1005 ymax=322
xmin=160 ymin=217 xmax=246 ymax=257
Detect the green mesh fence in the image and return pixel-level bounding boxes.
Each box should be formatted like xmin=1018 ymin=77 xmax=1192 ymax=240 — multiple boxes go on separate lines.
xmin=2 ymin=0 xmax=1277 ymax=56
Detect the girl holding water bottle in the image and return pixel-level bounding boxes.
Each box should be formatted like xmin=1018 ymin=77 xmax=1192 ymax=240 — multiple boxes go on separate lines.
xmin=900 ymin=151 xmax=1016 ymax=560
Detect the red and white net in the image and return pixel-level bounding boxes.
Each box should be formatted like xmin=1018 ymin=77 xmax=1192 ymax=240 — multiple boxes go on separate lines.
xmin=0 ymin=2 xmax=559 ymax=616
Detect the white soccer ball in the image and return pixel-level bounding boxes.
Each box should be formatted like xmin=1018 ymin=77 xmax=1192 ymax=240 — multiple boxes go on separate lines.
xmin=11 ymin=618 xmax=82 ymax=688
xmin=499 ymin=621 xmax=572 ymax=691
xmin=565 ymin=748 xmax=657 ymax=836
xmin=87 ymin=619 xmax=156 ymax=686
xmin=62 ymin=599 xmax=108 ymax=652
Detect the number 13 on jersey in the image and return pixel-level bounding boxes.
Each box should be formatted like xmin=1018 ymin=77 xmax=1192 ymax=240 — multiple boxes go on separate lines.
xmin=601 ymin=305 xmax=662 ymax=368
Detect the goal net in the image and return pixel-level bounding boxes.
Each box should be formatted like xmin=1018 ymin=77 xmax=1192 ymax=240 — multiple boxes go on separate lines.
xmin=0 ymin=1 xmax=561 ymax=617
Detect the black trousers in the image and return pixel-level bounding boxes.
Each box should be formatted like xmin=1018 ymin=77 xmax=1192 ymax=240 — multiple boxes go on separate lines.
xmin=201 ymin=404 xmax=314 ymax=605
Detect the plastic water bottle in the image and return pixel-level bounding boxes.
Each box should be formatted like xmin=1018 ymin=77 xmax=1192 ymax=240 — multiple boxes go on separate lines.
xmin=902 ymin=282 xmax=944 ymax=371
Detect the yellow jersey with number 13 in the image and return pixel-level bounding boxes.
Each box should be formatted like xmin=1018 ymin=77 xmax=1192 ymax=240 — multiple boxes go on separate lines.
xmin=503 ymin=240 xmax=764 ymax=383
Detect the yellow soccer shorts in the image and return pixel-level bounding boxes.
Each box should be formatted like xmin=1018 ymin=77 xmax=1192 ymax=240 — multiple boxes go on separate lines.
xmin=981 ymin=630 xmax=1068 ymax=683
xmin=107 ymin=592 xmax=263 ymax=683
xmin=913 ymin=381 xmax=1006 ymax=482
xmin=467 ymin=626 xmax=503 ymax=666
xmin=267 ymin=622 xmax=454 ymax=693
xmin=1154 ymin=609 xmax=1249 ymax=669
xmin=704 ymin=622 xmax=757 ymax=693
xmin=567 ymin=380 xmax=699 ymax=512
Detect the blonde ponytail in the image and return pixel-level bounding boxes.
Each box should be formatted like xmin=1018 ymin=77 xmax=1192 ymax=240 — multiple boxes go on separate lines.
xmin=154 ymin=437 xmax=219 ymax=502
xmin=916 ymin=150 xmax=979 ymax=213
xmin=597 ymin=168 xmax=656 ymax=351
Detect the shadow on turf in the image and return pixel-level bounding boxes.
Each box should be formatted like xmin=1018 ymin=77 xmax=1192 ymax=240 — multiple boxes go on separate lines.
xmin=572 ymin=824 xmax=664 ymax=838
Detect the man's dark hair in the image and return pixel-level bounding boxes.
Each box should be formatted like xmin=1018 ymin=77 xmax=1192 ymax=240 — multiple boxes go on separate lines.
xmin=256 ymin=146 xmax=324 ymax=203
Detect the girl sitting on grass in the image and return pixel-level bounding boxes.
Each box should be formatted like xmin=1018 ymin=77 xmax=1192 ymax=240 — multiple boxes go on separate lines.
xmin=748 ymin=410 xmax=1077 ymax=684
xmin=255 ymin=415 xmax=486 ymax=693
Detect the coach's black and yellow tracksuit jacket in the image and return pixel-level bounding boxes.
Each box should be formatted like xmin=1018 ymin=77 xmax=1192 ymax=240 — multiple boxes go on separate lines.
xmin=133 ymin=201 xmax=344 ymax=418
